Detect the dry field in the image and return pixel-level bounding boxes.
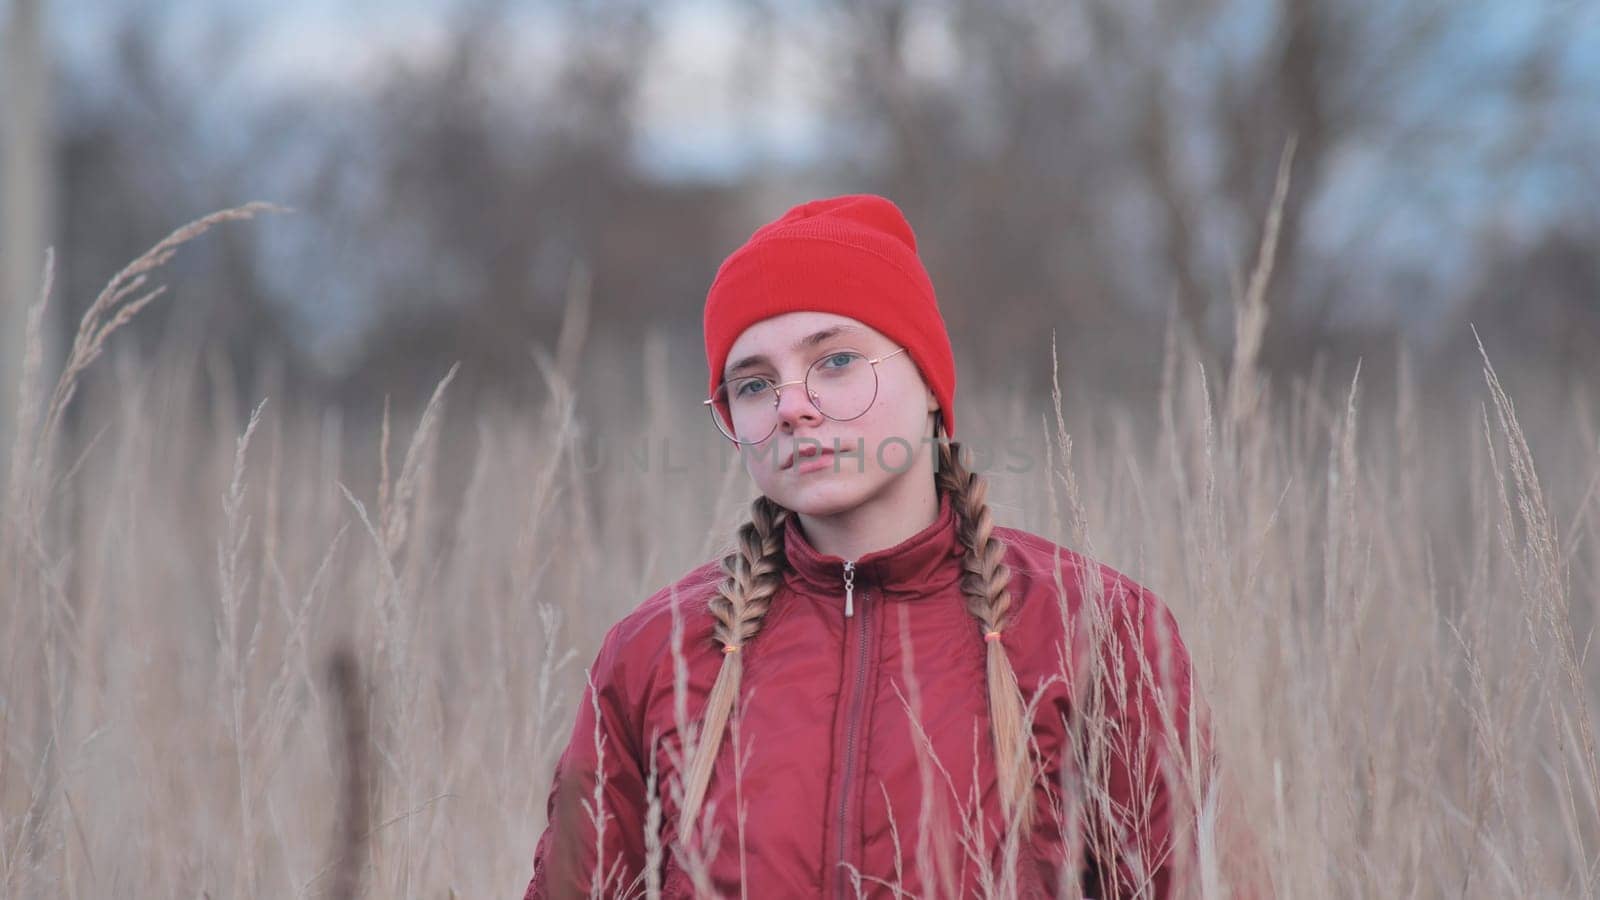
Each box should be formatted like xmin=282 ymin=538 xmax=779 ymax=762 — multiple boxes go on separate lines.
xmin=2 ymin=200 xmax=1597 ymax=898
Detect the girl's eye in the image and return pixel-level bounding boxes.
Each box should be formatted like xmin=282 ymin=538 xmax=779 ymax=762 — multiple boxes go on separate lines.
xmin=818 ymin=352 xmax=862 ymax=370
xmin=734 ymin=378 xmax=770 ymax=398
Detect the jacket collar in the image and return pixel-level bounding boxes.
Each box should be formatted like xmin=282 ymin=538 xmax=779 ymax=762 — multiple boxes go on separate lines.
xmin=781 ymin=490 xmax=966 ymax=596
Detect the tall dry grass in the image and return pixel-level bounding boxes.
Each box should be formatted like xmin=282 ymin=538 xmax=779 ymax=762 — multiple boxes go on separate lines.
xmin=1 ymin=190 xmax=1597 ymax=898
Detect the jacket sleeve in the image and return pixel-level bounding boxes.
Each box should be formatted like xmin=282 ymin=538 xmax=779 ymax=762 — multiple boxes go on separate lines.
xmin=524 ymin=621 xmax=652 ymax=900
xmin=1025 ymin=573 xmax=1208 ymax=900
xmin=1088 ymin=576 xmax=1205 ymax=898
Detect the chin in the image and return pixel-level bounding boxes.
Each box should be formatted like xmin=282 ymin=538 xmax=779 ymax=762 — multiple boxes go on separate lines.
xmin=762 ymin=472 xmax=881 ymax=517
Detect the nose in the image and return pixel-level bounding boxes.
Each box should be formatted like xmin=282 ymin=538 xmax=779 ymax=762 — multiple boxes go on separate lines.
xmin=774 ymin=378 xmax=822 ymax=432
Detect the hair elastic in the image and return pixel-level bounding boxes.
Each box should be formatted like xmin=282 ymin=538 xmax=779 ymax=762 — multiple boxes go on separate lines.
xmin=723 ymin=644 xmax=741 ymax=654
xmin=984 ymin=630 xmax=1002 ymax=642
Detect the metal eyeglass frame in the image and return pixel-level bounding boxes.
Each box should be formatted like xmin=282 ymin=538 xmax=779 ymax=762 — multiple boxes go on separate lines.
xmin=704 ymin=346 xmax=910 ymax=444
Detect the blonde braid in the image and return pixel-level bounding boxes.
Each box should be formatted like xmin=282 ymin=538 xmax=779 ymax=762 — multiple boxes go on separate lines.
xmin=677 ymin=494 xmax=792 ymax=845
xmin=934 ymin=420 xmax=1037 ymax=836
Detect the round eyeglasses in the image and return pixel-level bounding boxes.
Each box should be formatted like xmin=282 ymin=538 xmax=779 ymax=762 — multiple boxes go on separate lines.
xmin=704 ymin=346 xmax=909 ymax=444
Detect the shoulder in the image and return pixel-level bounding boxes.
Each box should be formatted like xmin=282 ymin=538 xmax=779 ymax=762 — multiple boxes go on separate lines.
xmin=991 ymin=524 xmax=1189 ymax=656
xmin=590 ymin=559 xmax=726 ymax=685
xmin=989 ymin=527 xmax=1198 ymax=720
xmin=991 ymin=524 xmax=1141 ymax=608
xmin=620 ymin=559 xmax=724 ymax=639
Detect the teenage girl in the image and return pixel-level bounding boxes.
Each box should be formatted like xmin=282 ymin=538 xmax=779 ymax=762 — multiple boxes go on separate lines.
xmin=523 ymin=194 xmax=1213 ymax=899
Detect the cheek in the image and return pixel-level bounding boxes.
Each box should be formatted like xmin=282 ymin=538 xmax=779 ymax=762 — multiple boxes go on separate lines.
xmin=870 ymin=436 xmax=918 ymax=473
xmin=857 ymin=392 xmax=928 ymax=471
xmin=739 ymin=441 xmax=785 ymax=482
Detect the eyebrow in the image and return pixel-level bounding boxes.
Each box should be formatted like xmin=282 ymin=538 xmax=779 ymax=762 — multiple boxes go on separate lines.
xmin=723 ymin=325 xmax=866 ymax=378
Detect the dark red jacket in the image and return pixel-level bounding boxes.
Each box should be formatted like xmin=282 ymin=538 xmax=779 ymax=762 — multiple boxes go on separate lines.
xmin=524 ymin=492 xmax=1206 ymax=898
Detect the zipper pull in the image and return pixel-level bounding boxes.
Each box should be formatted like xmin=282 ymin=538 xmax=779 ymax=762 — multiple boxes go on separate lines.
xmin=842 ymin=560 xmax=856 ymax=618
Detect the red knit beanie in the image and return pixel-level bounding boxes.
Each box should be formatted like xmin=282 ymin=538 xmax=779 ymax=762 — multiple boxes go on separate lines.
xmin=703 ymin=193 xmax=958 ymax=438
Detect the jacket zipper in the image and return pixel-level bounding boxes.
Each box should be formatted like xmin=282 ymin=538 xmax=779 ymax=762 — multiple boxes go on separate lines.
xmin=835 ymin=560 xmax=869 ymax=898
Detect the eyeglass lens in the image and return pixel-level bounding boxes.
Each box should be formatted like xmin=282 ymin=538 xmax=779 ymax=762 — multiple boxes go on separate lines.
xmin=709 ymin=351 xmax=881 ymax=443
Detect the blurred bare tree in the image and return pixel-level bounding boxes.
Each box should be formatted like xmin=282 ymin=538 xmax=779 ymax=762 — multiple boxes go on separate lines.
xmin=771 ymin=0 xmax=1597 ymax=393
xmin=18 ymin=0 xmax=1600 ymax=426
xmin=51 ymin=5 xmax=308 ymax=417
xmin=299 ymin=0 xmax=739 ymax=409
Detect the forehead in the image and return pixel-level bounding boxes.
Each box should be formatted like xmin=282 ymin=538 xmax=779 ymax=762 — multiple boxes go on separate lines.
xmin=724 ymin=312 xmax=888 ymax=373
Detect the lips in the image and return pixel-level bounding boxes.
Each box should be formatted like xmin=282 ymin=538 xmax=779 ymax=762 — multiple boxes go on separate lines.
xmin=783 ymin=445 xmax=835 ymax=470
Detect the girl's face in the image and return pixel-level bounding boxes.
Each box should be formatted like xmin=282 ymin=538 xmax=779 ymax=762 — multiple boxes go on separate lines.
xmin=718 ymin=311 xmax=941 ymax=516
